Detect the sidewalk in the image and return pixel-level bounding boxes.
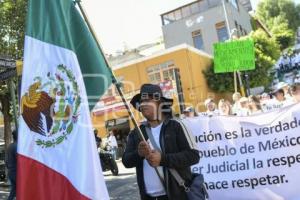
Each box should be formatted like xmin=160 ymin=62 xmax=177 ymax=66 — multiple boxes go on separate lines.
xmin=104 ymin=160 xmax=139 ymax=200
xmin=0 ymin=182 xmax=9 ymax=200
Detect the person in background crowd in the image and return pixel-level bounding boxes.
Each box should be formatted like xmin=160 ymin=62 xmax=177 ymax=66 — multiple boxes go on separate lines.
xmin=261 ymin=93 xmax=270 ymax=101
xmin=291 ymin=53 xmax=297 ymax=70
xmin=218 ymin=99 xmax=232 ymax=116
xmin=297 ymin=52 xmax=300 ymax=69
xmin=122 ymin=84 xmax=199 ymax=200
xmin=294 ymin=74 xmax=300 ymax=83
xmin=273 ymin=89 xmax=285 ymax=109
xmin=277 ymin=52 xmax=300 ymax=73
xmin=237 ymin=97 xmax=250 ymax=116
xmin=291 ymin=83 xmax=300 ymax=103
xmin=232 ymin=92 xmax=241 ymax=115
xmin=260 ymin=93 xmax=273 ymax=112
xmin=5 ymin=130 xmax=17 ymax=200
xmin=282 ymin=54 xmax=290 ymax=71
xmin=276 ymin=82 xmax=292 ymax=100
xmin=273 ymin=88 xmax=294 ymax=109
xmin=183 ymin=106 xmax=198 ymax=118
xmin=116 ymin=134 xmax=125 ymax=157
xmin=248 ymin=95 xmax=263 ymax=115
xmin=107 ymin=130 xmax=118 ymax=160
xmin=94 ymin=129 xmax=102 ymax=149
xmin=203 ymin=98 xmax=219 ymax=116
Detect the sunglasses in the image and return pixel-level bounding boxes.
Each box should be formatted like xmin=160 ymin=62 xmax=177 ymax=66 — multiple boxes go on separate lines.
xmin=141 ymin=92 xmax=162 ymax=102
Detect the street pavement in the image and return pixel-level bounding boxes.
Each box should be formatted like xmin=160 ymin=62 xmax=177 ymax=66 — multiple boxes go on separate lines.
xmin=104 ymin=160 xmax=140 ymax=200
xmin=0 ymin=160 xmax=140 ymax=200
xmin=0 ymin=183 xmax=9 ymax=200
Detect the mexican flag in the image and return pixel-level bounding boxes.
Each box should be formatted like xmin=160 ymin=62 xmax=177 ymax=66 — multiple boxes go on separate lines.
xmin=17 ymin=0 xmax=112 ymax=199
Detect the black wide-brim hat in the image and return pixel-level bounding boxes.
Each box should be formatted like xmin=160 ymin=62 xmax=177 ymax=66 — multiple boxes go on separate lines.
xmin=130 ymin=84 xmax=173 ymax=111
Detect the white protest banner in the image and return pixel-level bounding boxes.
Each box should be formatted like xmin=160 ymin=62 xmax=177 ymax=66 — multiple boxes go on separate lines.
xmin=182 ymin=103 xmax=300 ymax=200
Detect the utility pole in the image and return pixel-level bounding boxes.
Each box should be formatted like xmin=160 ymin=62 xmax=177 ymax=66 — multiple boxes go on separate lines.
xmin=245 ymin=73 xmax=251 ymax=96
xmin=222 ymin=0 xmax=237 ymax=93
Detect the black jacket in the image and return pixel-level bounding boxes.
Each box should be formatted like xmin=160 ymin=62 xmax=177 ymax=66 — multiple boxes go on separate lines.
xmin=5 ymin=142 xmax=17 ymax=174
xmin=122 ymin=118 xmax=200 ymax=200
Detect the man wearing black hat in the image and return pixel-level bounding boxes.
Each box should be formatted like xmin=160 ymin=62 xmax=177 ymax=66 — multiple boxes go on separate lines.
xmin=122 ymin=84 xmax=200 ymax=200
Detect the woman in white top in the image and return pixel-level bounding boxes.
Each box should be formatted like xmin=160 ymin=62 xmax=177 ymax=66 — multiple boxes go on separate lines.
xmin=218 ymin=99 xmax=232 ymax=116
xmin=248 ymin=95 xmax=263 ymax=115
xmin=291 ymin=83 xmax=300 ymax=103
xmin=237 ymin=97 xmax=250 ymax=116
xmin=107 ymin=130 xmax=118 ymax=160
xmin=232 ymin=92 xmax=241 ymax=115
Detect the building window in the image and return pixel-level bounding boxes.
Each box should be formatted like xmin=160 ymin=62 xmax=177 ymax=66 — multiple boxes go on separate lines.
xmin=174 ymin=9 xmax=182 ymax=20
xmin=155 ymin=72 xmax=161 ymax=82
xmin=192 ymin=30 xmax=204 ymax=50
xmin=181 ymin=6 xmax=191 ymax=18
xmin=149 ymin=74 xmax=155 ymax=82
xmin=190 ymin=2 xmax=200 ymax=14
xmin=216 ymin=21 xmax=229 ymax=42
xmin=147 ymin=61 xmax=175 ymax=84
xmin=162 ymin=12 xmax=175 ymax=25
xmin=161 ymin=0 xmax=210 ymax=25
xmin=162 ymin=69 xmax=172 ymax=81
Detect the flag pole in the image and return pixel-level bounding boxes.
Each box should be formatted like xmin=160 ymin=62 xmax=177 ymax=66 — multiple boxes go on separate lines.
xmin=76 ymin=1 xmax=146 ymax=141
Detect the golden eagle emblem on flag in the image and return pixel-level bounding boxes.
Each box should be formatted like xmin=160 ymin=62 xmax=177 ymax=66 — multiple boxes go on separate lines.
xmin=21 ymin=64 xmax=81 ymax=148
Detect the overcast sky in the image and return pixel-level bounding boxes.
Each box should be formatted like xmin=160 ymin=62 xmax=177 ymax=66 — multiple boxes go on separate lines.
xmin=83 ymin=0 xmax=300 ymax=54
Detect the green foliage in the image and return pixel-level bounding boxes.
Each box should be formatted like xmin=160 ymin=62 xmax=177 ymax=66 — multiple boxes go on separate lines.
xmin=0 ymin=0 xmax=27 ymax=123
xmin=203 ymin=29 xmax=280 ymax=93
xmin=250 ymin=17 xmax=258 ymax=31
xmin=256 ymin=0 xmax=300 ymax=32
xmin=256 ymin=0 xmax=299 ymax=50
xmin=250 ymin=30 xmax=280 ymax=62
xmin=203 ymin=64 xmax=234 ymax=93
xmin=0 ymin=81 xmax=15 ymax=119
xmin=273 ymin=30 xmax=295 ymax=51
xmin=0 ymin=0 xmax=28 ymax=59
xmin=271 ymin=20 xmax=295 ymax=50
